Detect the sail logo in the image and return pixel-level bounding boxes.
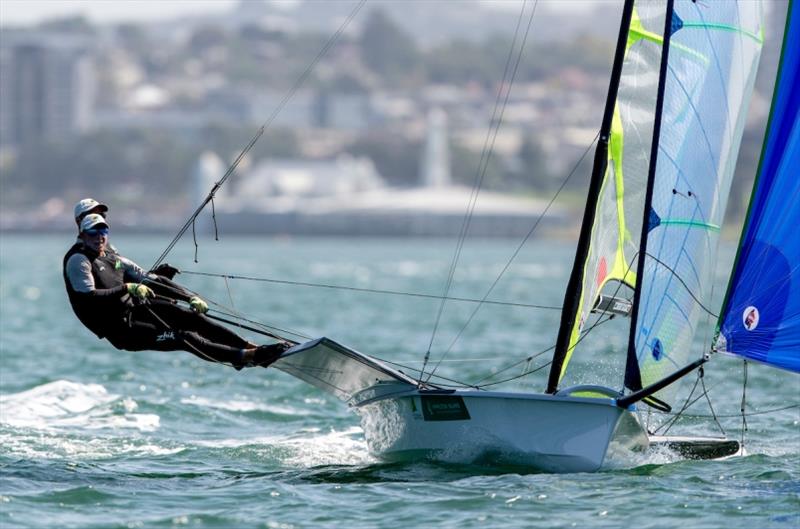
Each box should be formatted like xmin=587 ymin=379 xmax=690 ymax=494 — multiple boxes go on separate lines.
xmin=651 ymin=338 xmax=664 ymax=361
xmin=743 ymin=306 xmax=760 ymax=331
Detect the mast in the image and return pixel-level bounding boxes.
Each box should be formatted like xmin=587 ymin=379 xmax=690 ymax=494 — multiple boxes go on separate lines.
xmin=546 ymin=0 xmax=636 ymax=394
xmin=624 ymin=0 xmax=676 ymax=392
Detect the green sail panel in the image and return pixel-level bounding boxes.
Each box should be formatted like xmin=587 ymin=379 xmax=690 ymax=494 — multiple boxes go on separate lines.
xmin=627 ymin=1 xmax=764 ymax=401
xmin=556 ymin=3 xmax=667 ymax=381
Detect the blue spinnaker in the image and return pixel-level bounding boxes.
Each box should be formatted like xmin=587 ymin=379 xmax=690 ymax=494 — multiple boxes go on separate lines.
xmin=718 ymin=0 xmax=800 ymax=373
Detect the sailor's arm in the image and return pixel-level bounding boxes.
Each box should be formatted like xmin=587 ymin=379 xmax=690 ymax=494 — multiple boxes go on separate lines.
xmin=119 ymin=256 xmax=194 ymax=302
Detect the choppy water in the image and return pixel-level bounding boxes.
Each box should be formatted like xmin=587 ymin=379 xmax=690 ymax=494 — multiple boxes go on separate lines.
xmin=1 ymin=234 xmax=798 ymax=528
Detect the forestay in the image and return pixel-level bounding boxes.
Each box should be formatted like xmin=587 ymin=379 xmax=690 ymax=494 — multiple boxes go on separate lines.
xmin=717 ymin=0 xmax=800 ymax=373
xmin=626 ymin=1 xmax=764 ymax=402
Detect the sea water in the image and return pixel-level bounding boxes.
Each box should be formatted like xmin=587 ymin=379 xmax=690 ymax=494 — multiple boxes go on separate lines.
xmin=1 ymin=234 xmax=797 ymax=528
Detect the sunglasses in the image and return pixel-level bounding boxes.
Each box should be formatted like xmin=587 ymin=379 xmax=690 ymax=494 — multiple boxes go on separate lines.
xmin=84 ymin=227 xmax=109 ymax=236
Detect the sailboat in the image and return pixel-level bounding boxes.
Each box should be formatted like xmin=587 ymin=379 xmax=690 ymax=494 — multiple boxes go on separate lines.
xmin=159 ymin=0 xmax=797 ymax=473
xmin=259 ymin=0 xmax=799 ymax=473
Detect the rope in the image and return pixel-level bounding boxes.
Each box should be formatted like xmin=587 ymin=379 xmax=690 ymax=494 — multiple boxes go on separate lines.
xmin=179 ymin=270 xmax=561 ymax=311
xmin=424 ymin=130 xmax=600 ymax=384
xmin=700 ymin=366 xmax=726 ymax=435
xmin=421 ymin=0 xmax=539 ymax=383
xmin=143 ymin=275 xmax=309 ymax=341
xmin=471 ymin=314 xmax=616 ymax=388
xmin=655 ymin=365 xmax=725 ymax=437
xmin=150 ymin=0 xmax=366 ymax=271
xmin=644 ymin=252 xmax=720 ymax=318
xmin=649 ymin=404 xmax=797 ymax=419
xmin=740 ymin=359 xmax=749 ymax=450
xmin=140 ymin=302 xmax=234 ymax=368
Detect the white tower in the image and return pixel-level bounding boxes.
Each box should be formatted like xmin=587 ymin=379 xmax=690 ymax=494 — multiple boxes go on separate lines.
xmin=420 ymin=107 xmax=451 ymax=188
xmin=192 ymin=151 xmax=225 ymax=236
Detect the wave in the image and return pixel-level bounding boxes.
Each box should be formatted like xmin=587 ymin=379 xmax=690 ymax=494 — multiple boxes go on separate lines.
xmin=192 ymin=426 xmax=374 ymax=467
xmin=0 ymin=379 xmax=159 ymax=433
xmin=180 ymin=395 xmax=312 ymax=416
xmin=0 ymin=430 xmax=183 ymax=460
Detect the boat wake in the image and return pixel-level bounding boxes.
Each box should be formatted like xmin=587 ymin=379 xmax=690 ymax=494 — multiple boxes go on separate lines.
xmin=180 ymin=395 xmax=313 ymax=417
xmin=192 ymin=426 xmax=374 ymax=467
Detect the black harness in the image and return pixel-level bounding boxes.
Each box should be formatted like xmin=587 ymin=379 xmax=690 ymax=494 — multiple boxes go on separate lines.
xmin=63 ymin=243 xmax=132 ymax=338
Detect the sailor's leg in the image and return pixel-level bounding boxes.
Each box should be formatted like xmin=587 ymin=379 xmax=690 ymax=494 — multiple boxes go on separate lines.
xmin=120 ymin=304 xmax=250 ymax=368
xmin=177 ymin=331 xmax=249 ymax=367
xmin=148 ymin=300 xmax=253 ymax=349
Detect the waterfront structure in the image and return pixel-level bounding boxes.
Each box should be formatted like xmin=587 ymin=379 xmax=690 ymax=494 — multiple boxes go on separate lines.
xmin=0 ymin=33 xmax=95 ymax=147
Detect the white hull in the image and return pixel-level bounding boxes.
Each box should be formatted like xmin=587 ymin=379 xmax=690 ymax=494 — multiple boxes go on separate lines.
xmin=355 ymin=388 xmax=648 ymax=473
xmin=274 ymin=339 xmax=649 ymax=473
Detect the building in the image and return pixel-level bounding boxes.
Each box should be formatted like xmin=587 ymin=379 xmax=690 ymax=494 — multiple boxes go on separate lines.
xmin=189 ymin=109 xmax=566 ymax=237
xmin=0 ymin=33 xmax=96 ymax=147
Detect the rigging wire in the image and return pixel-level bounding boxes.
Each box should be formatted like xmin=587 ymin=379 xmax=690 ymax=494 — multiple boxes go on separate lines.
xmin=427 ymin=170 xmax=619 ymax=389
xmin=142 ymin=276 xmax=310 ymax=341
xmin=425 ymin=129 xmax=600 ymax=384
xmin=374 ymin=310 xmax=615 ymax=391
xmin=374 ymin=357 xmax=482 ymax=389
xmin=649 ymin=403 xmax=798 ymax=419
xmin=179 ymin=270 xmax=562 ymax=311
xmin=655 ymin=365 xmax=726 ymax=437
xmin=421 ymin=0 xmax=539 ymax=383
xmin=740 ymin=359 xmax=749 ymax=451
xmin=471 ymin=313 xmax=616 ymax=388
xmin=644 ymin=252 xmax=720 ymax=318
xmin=140 ymin=303 xmax=236 ymax=368
xmin=149 ymin=0 xmax=367 ymax=271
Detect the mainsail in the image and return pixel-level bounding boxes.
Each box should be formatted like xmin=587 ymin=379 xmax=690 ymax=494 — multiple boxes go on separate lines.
xmin=549 ymin=0 xmax=665 ymax=392
xmin=548 ymin=0 xmax=763 ymax=400
xmin=716 ymin=0 xmax=799 ymax=373
xmin=549 ymin=1 xmax=765 ymax=401
xmin=625 ymin=1 xmax=765 ymax=402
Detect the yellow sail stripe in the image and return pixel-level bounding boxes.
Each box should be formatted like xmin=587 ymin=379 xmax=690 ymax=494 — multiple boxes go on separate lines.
xmin=554 ymin=8 xmax=650 ymax=385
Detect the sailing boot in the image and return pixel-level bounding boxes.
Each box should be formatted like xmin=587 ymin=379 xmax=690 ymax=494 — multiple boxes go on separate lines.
xmin=252 ymin=342 xmax=292 ymax=368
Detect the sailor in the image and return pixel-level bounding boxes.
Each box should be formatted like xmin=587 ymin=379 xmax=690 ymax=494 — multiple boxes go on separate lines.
xmin=72 ymin=198 xmax=179 ymax=279
xmin=73 ymin=198 xmax=115 ymax=252
xmin=63 ymin=213 xmax=289 ymax=369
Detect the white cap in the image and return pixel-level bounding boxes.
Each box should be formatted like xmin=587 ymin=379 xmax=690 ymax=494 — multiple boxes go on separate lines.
xmin=74 ymin=198 xmax=108 ymax=222
xmin=80 ymin=213 xmax=109 ymax=233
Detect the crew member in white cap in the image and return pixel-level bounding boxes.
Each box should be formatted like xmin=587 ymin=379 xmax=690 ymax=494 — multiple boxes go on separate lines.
xmin=71 ymin=197 xmax=178 ymax=279
xmin=63 ymin=214 xmax=291 ymax=369
xmin=73 ymin=198 xmax=109 ymax=227
xmin=72 ymin=198 xmax=118 ymax=253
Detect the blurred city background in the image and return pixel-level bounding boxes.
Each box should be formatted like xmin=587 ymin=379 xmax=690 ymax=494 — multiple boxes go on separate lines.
xmin=0 ymin=1 xmax=787 ymax=236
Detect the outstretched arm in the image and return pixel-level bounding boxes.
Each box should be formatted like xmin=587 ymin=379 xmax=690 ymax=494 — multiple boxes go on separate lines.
xmin=116 ymin=256 xmax=192 ymax=302
xmin=119 ymin=256 xmax=206 ymax=311
xmin=144 ymin=275 xmax=195 ymax=302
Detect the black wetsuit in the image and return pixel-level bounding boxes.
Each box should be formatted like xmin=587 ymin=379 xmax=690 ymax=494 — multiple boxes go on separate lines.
xmin=63 ymin=243 xmax=252 ymax=367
